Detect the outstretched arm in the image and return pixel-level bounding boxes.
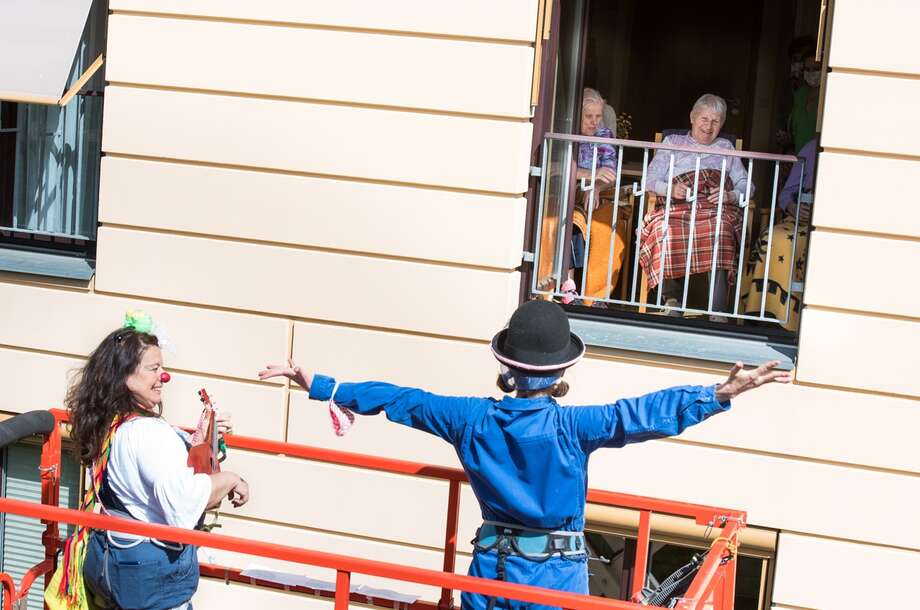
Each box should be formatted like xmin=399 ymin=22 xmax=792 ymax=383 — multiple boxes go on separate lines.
xmin=575 ymin=361 xmax=791 ymax=452
xmin=259 ymin=361 xmax=476 ymax=444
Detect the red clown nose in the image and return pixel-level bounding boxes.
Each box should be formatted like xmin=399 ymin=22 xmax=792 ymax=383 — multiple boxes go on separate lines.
xmin=160 ymin=372 xmax=171 ymax=383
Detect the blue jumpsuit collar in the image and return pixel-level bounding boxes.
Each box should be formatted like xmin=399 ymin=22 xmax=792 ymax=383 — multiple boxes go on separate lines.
xmin=496 ymin=395 xmax=557 ymax=412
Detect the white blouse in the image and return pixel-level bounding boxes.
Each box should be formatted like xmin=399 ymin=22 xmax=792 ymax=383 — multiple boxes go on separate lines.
xmin=104 ymin=417 xmax=212 ymax=529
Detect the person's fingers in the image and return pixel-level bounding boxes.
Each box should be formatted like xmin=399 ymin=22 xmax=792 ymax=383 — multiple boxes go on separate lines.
xmin=728 ymin=361 xmax=744 ymax=379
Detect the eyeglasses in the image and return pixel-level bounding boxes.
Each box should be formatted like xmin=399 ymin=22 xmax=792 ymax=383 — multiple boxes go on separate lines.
xmin=114 ymin=331 xmax=131 ymax=344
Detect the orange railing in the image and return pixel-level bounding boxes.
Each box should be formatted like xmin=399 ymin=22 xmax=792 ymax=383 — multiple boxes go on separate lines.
xmin=0 ymin=409 xmax=745 ymax=610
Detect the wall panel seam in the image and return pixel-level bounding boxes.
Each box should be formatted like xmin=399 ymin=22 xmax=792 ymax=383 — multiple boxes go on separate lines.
xmin=100 ymin=153 xmax=527 ymax=199
xmin=821 ymin=146 xmax=920 ymax=163
xmin=212 ymin=513 xmax=474 ymax=556
xmin=660 ymin=437 xmax=919 ymax=478
xmin=778 ymin=529 xmax=920 ymax=555
xmin=98 ymin=223 xmax=520 ymax=273
xmin=90 ymin=286 xmax=493 ymax=346
xmin=792 ymin=379 xmax=919 ymax=403
xmin=105 ymin=82 xmax=533 ymax=123
xmin=829 ymin=66 xmax=920 ymax=81
xmin=109 ymin=9 xmax=537 ymax=47
xmin=810 ymin=226 xmax=920 ymax=243
xmin=800 ymin=303 xmax=920 ymax=325
xmin=0 ymin=342 xmax=282 ymax=389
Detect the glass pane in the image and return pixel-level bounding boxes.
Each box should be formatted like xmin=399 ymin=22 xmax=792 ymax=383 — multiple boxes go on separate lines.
xmin=552 ymin=0 xmax=587 ymax=134
xmin=534 ymin=139 xmax=574 ymax=293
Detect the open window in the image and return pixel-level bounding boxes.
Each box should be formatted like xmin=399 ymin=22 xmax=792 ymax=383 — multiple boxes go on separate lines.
xmin=527 ymin=0 xmax=831 ymax=366
xmin=0 ymin=0 xmax=107 ymax=280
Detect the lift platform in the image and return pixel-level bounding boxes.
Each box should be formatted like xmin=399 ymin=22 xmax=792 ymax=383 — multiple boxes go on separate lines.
xmin=0 ymin=409 xmax=745 ymax=610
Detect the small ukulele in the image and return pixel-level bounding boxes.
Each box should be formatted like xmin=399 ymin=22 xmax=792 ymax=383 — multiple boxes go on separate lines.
xmin=187 ymin=389 xmax=221 ymax=474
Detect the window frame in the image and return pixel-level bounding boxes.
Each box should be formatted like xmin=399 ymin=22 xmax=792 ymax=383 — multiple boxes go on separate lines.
xmin=521 ymin=0 xmax=830 ymax=369
xmin=0 ymin=0 xmax=107 ymax=280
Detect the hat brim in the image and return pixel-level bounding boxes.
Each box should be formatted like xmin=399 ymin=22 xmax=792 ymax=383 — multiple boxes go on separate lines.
xmin=490 ymin=328 xmax=585 ymax=372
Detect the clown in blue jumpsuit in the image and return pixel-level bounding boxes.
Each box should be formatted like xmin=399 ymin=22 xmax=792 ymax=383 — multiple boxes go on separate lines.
xmin=307 ymin=375 xmax=730 ymax=610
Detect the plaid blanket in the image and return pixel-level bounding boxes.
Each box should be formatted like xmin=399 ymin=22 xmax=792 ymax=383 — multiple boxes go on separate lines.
xmin=639 ymin=169 xmax=743 ymax=290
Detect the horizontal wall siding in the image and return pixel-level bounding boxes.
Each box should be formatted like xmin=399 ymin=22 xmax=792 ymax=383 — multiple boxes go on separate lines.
xmin=586 ymin=439 xmax=920 ymax=550
xmin=98 ymin=157 xmax=525 ymax=269
xmin=106 ymin=15 xmax=535 ymax=118
xmin=200 ymin=515 xmax=473 ymax=600
xmin=290 ymin=322 xmax=496 ymax=396
xmin=804 ymin=231 xmax=919 ymax=318
xmin=0 ymin=349 xmax=80 ymax=414
xmin=0 ymin=281 xmax=288 ymax=383
xmin=822 ymin=72 xmax=920 ymax=158
xmin=829 ymin=0 xmax=920 ymax=75
xmin=94 ymin=227 xmax=520 ymax=341
xmin=158 ymin=373 xmax=286 ymax=440
xmin=797 ymin=308 xmax=919 ymax=397
xmin=812 ymin=151 xmax=920 ymax=238
xmin=109 ymin=0 xmax=540 ymax=42
xmin=280 ymin=319 xmax=920 ymax=473
xmin=569 ymin=357 xmax=920 ymax=474
xmin=101 ymin=86 xmax=533 ymax=194
xmin=772 ymin=533 xmax=920 ymax=609
xmin=220 ymin=449 xmax=453 ymax=549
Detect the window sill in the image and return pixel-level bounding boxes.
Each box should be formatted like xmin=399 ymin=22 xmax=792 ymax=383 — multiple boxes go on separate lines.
xmin=0 ymin=248 xmax=95 ymax=281
xmin=569 ymin=314 xmax=796 ymax=370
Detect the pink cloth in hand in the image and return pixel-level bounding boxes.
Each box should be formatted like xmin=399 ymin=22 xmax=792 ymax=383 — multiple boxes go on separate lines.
xmin=328 ymin=401 xmax=355 ymax=436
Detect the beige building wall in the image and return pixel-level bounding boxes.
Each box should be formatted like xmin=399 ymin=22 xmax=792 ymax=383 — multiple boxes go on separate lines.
xmin=1 ymin=1 xmax=918 ymax=609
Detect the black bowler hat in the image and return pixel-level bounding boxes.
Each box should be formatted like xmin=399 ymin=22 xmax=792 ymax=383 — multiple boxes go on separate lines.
xmin=491 ymin=300 xmax=585 ymax=372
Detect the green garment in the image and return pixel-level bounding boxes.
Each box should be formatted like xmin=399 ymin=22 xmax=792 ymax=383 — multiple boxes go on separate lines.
xmin=791 ymin=86 xmax=818 ymax=154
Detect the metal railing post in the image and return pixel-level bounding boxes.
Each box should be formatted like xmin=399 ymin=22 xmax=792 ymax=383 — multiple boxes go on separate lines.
xmin=759 ymin=162 xmax=781 ymax=318
xmin=706 ymin=158 xmax=728 ymax=314
xmin=680 ymin=156 xmax=702 ymax=310
xmin=438 ymin=480 xmax=462 ymax=609
xmin=654 ymin=155 xmax=676 ymax=306
xmin=630 ymin=510 xmax=652 ymax=599
xmin=603 ymin=146 xmax=625 ymax=300
xmin=335 ymin=570 xmax=351 ymax=610
xmin=39 ymin=413 xmax=63 ymax=593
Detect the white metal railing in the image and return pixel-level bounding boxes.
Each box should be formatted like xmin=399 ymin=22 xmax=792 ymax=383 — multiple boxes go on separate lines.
xmin=530 ymin=132 xmax=806 ymax=326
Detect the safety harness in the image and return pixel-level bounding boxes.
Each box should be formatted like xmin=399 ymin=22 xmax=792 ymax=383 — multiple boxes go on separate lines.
xmin=473 ymin=521 xmax=586 ymax=610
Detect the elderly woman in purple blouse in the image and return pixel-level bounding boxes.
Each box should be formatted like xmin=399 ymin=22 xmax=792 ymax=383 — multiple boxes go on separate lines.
xmin=561 ymin=88 xmax=618 ymax=301
xmin=639 ymin=94 xmax=755 ymax=319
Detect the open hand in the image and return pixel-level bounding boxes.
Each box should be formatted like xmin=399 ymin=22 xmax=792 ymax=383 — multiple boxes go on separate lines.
xmin=714 ymin=360 xmax=792 ymax=402
xmin=258 ymin=359 xmax=312 ymax=391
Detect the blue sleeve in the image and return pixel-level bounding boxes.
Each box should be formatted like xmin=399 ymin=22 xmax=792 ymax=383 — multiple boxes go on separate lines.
xmin=569 ymin=384 xmax=730 ymax=453
xmin=309 ymin=374 xmax=475 ymax=445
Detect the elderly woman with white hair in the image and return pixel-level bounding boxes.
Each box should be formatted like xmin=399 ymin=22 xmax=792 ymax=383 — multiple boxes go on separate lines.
xmin=560 ymin=88 xmax=622 ymax=303
xmin=639 ymin=94 xmax=755 ymax=319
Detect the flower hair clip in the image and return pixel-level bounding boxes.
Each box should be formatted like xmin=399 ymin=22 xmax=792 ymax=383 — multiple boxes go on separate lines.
xmin=122 ymin=309 xmax=154 ymax=334
xmin=120 ymin=309 xmax=176 ymax=353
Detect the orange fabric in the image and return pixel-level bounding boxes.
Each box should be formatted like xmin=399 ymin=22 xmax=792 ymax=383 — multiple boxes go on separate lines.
xmin=574 ymin=200 xmax=630 ymax=302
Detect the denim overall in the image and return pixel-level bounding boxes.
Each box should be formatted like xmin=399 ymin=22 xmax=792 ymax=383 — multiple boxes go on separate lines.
xmin=83 ymin=433 xmax=200 ymax=610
